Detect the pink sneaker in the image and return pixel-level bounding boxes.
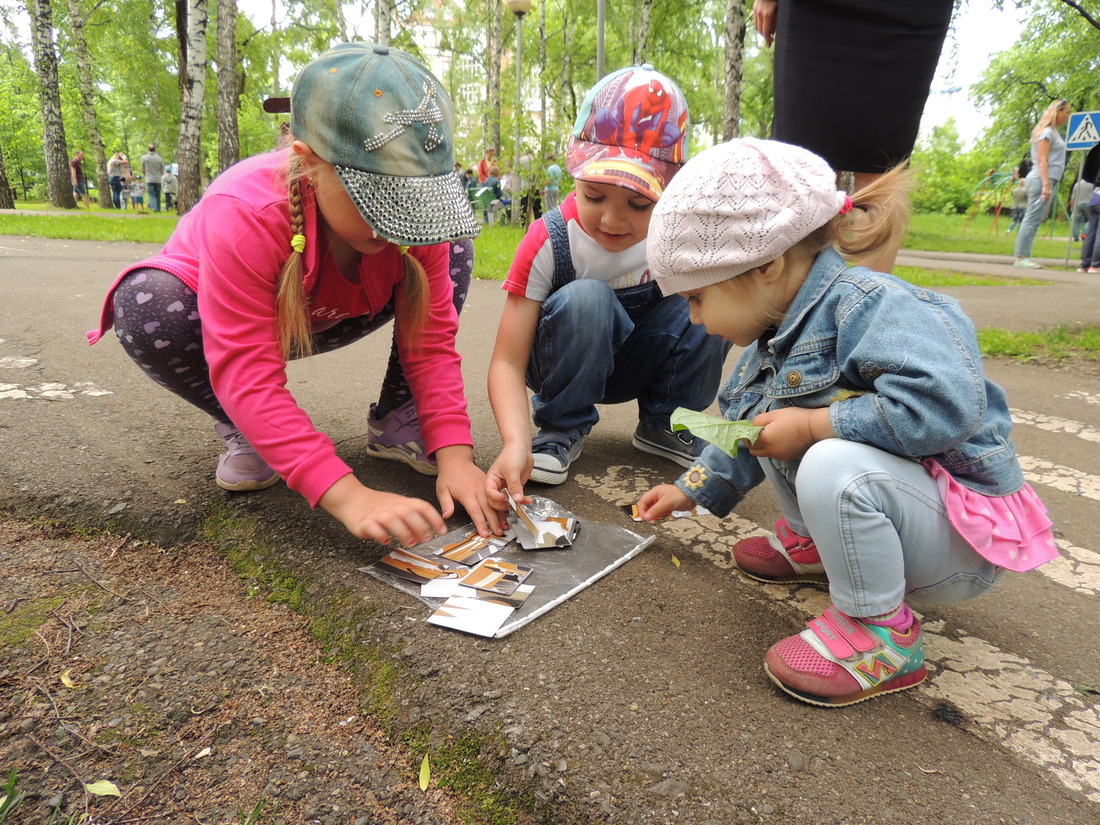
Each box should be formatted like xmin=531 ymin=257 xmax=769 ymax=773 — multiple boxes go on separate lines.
xmin=366 ymin=400 xmax=438 ymax=476
xmin=214 ymin=423 xmax=280 ymax=492
xmin=763 ymin=605 xmax=926 ymax=707
xmin=732 ymin=518 xmax=827 ymax=584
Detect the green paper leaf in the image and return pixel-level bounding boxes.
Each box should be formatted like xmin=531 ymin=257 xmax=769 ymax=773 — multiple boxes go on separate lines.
xmin=84 ymin=779 xmax=121 ymax=797
xmin=670 ymin=408 xmax=763 ymax=458
xmin=419 ymin=753 xmax=431 ymax=791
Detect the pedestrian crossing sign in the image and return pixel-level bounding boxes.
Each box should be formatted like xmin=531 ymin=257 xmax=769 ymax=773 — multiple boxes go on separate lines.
xmin=1067 ymin=112 xmax=1100 ymax=150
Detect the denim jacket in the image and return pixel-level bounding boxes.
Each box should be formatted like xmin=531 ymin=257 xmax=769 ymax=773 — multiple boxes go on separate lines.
xmin=676 ymin=247 xmax=1025 ymax=517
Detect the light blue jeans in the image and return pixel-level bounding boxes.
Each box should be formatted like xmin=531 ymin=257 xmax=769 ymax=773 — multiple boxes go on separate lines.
xmin=526 ymin=279 xmax=729 ymax=435
xmin=760 ymin=439 xmax=1002 ymax=618
xmin=1014 ymin=174 xmax=1059 ymax=260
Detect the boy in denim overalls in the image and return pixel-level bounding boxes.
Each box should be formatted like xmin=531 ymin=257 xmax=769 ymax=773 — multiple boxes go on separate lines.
xmin=484 ymin=66 xmax=730 ymax=503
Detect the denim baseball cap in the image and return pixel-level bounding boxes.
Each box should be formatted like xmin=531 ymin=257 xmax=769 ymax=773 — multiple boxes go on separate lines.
xmin=565 ymin=65 xmax=690 ymax=202
xmin=291 ymin=41 xmax=480 ymax=246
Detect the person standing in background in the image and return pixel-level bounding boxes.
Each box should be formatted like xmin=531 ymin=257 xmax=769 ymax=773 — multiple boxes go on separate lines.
xmin=162 ymin=166 xmax=179 ymax=213
xmin=70 ymin=151 xmax=91 ymax=208
xmin=477 ymin=148 xmax=495 ymax=184
xmin=543 ymin=155 xmax=563 ymax=212
xmin=107 ymin=152 xmax=124 ymax=209
xmin=1014 ymin=99 xmax=1072 ymax=269
xmin=1070 ymin=176 xmax=1093 ymax=242
xmin=141 ymin=145 xmax=166 ymax=212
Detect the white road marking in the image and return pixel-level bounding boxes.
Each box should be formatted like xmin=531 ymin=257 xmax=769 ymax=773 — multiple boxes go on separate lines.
xmin=0 ymin=381 xmax=112 ymax=401
xmin=1012 ymin=408 xmax=1100 ymax=443
xmin=1061 ymin=390 xmax=1100 ymax=406
xmin=1018 ymin=456 xmax=1100 ymax=502
xmin=577 ymin=466 xmax=1100 ymax=803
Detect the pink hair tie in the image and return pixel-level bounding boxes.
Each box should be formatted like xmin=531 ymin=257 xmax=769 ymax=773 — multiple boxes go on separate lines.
xmin=839 ymin=194 xmax=853 ymax=215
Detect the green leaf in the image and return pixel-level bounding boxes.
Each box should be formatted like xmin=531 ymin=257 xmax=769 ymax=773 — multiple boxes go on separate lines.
xmin=84 ymin=780 xmax=121 ymax=797
xmin=671 ymin=555 xmax=681 ymax=569
xmin=419 ymin=753 xmax=430 ymax=792
xmin=670 ymin=408 xmax=763 ymax=459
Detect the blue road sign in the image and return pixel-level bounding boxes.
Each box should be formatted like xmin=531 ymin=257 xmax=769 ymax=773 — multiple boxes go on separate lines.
xmin=1067 ymin=112 xmax=1100 ymax=150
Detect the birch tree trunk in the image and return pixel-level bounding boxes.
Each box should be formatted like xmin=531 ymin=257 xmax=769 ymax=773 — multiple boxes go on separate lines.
xmin=722 ymin=0 xmax=746 ymax=141
xmin=28 ymin=0 xmax=76 ymax=208
xmin=489 ymin=0 xmax=502 ymax=154
xmin=0 ymin=143 xmax=14 ymax=210
xmin=632 ymin=0 xmax=651 ymax=66
xmin=65 ymin=0 xmax=110 ymax=207
xmin=375 ymin=0 xmax=392 ymax=45
xmin=176 ymin=0 xmax=208 ymax=212
xmin=216 ymin=0 xmax=240 ymax=173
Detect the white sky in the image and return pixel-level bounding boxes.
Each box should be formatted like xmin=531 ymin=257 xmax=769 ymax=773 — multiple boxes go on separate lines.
xmin=919 ymin=1 xmax=1029 ymax=146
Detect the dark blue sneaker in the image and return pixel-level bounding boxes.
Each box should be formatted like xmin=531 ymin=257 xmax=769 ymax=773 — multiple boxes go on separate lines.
xmin=529 ymin=431 xmax=584 ymax=485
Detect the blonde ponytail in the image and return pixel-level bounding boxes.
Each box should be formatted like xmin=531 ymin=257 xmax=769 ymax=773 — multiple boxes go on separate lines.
xmin=802 ymin=164 xmax=912 ymax=263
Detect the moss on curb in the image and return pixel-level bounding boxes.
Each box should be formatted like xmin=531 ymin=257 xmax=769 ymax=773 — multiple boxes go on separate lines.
xmin=196 ymin=504 xmax=549 ymax=825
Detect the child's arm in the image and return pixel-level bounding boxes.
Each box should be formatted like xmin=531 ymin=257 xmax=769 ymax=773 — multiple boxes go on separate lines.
xmin=485 ymin=291 xmax=542 ymax=508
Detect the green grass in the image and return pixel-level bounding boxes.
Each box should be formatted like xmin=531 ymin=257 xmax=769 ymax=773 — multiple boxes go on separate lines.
xmin=0 ymin=208 xmax=177 ymax=244
xmin=892 ymin=265 xmax=1048 ymax=288
xmin=977 ymin=324 xmax=1100 ymax=363
xmin=905 ymin=211 xmax=1077 ymax=261
xmin=1 ymin=201 xmax=1084 ymax=273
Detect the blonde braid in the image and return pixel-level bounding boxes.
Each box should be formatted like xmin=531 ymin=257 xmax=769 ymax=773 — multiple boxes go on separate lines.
xmin=276 ymin=160 xmax=314 ymax=359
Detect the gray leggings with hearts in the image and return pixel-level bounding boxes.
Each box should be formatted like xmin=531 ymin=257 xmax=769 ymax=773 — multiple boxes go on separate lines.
xmin=111 ymin=239 xmax=473 ymax=425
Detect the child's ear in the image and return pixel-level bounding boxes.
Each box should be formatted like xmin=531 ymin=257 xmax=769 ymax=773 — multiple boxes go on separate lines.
xmin=755 ymin=255 xmax=788 ymax=284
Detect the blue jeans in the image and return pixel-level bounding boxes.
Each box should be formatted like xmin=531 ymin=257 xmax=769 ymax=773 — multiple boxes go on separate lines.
xmin=1081 ymin=204 xmax=1100 ymax=268
xmin=1014 ymin=175 xmax=1058 ymax=259
xmin=146 ymin=182 xmax=162 ymax=212
xmin=109 ymin=176 xmax=122 ymax=209
xmin=525 ymin=279 xmax=729 ymax=435
xmin=761 ymin=439 xmax=1001 ymax=618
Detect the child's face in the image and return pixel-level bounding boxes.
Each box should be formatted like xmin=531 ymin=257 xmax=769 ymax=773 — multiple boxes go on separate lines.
xmin=682 ymin=275 xmax=778 ymax=348
xmin=574 ymin=179 xmax=655 ymax=252
xmin=310 ymin=160 xmax=391 ymax=256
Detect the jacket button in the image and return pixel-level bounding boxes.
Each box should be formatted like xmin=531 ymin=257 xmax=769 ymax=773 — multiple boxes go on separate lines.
xmin=785 ymin=370 xmax=802 ymax=387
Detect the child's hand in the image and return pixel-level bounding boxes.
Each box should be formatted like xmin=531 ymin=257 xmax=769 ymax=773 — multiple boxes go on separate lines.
xmin=748 ymin=407 xmax=835 ymax=461
xmin=320 ymin=475 xmax=447 ymax=546
xmin=637 ymin=484 xmax=694 ymax=521
xmin=485 ymin=443 xmax=534 ymax=512
xmin=435 ymin=447 xmax=503 ymax=537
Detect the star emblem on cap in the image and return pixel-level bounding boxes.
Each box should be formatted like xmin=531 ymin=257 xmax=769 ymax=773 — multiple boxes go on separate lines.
xmin=363 ymin=82 xmax=444 ymax=153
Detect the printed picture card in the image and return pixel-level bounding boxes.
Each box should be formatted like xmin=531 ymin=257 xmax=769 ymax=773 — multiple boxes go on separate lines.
xmin=427 ymin=595 xmax=514 ymax=637
xmin=461 ymin=558 xmax=533 ymax=596
xmin=620 ymin=503 xmax=712 ymax=522
xmin=435 ymin=531 xmax=514 ymax=566
xmin=370 ymin=547 xmax=462 ymax=585
xmin=509 ymin=493 xmax=580 ymax=549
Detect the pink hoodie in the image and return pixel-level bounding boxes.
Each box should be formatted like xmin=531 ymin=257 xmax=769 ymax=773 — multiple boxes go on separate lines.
xmin=90 ymin=149 xmax=472 ymax=507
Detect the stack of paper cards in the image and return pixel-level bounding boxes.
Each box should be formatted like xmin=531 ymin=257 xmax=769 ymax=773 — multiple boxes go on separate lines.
xmin=509 ymin=494 xmax=580 ymax=549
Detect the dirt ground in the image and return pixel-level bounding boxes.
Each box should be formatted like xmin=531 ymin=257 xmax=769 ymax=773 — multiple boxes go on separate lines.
xmin=0 ymin=516 xmax=472 ymax=825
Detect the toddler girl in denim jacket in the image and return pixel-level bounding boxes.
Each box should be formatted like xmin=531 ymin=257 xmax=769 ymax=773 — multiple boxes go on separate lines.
xmin=637 ymin=138 xmax=1056 ymax=707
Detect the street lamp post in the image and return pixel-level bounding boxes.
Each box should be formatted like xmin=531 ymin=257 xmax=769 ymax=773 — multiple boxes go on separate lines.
xmin=507 ymin=0 xmax=532 ymax=226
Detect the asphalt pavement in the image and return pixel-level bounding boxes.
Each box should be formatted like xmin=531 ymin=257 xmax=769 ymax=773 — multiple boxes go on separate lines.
xmin=2 ymin=233 xmax=1100 ymax=824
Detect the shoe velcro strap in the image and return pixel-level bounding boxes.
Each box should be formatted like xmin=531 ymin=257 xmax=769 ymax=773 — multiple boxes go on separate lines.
xmin=807 ymin=606 xmax=879 ymax=659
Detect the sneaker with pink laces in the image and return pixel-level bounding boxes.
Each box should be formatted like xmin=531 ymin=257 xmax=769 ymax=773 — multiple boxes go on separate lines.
xmin=214 ymin=423 xmax=280 ymax=492
xmin=366 ymin=400 xmax=438 ymax=476
xmin=732 ymin=518 xmax=828 ymax=584
xmin=763 ymin=605 xmax=926 ymax=707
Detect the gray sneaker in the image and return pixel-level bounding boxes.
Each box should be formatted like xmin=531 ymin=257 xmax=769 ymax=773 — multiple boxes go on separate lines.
xmin=632 ymin=423 xmax=703 ymax=469
xmin=215 ymin=423 xmax=280 ymax=492
xmin=529 ymin=431 xmax=585 ymax=485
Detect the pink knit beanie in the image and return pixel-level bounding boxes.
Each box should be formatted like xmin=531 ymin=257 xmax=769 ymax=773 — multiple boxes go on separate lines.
xmin=649 ymin=138 xmax=848 ymax=295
